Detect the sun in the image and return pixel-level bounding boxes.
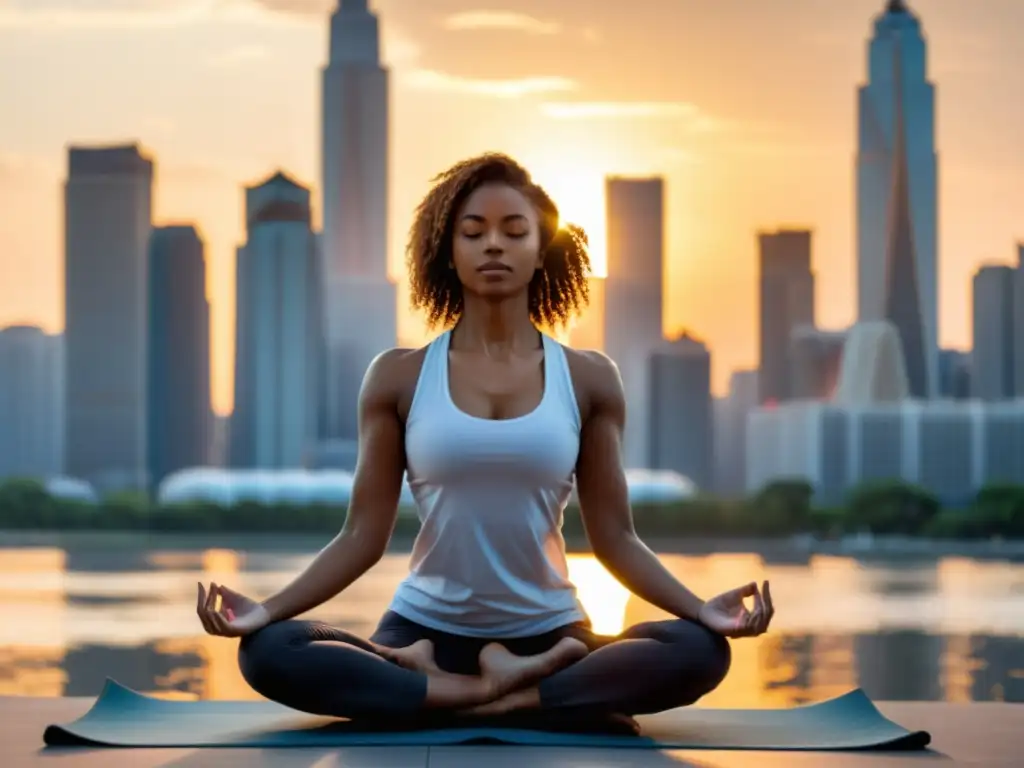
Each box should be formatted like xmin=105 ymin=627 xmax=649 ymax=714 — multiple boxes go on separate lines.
xmin=528 ymin=167 xmax=608 ymax=278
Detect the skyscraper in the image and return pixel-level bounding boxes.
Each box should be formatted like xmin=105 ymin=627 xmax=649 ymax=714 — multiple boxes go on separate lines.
xmin=713 ymin=369 xmax=758 ymax=495
xmin=63 ymin=143 xmax=153 ymax=492
xmin=146 ymin=226 xmax=212 ymax=491
xmin=0 ymin=325 xmax=63 ymax=481
xmin=1015 ymin=244 xmax=1024 ymax=397
xmin=856 ymin=0 xmax=938 ymax=398
xmin=757 ymin=229 xmax=815 ymax=404
xmin=230 ymin=172 xmax=322 ymax=469
xmin=971 ymin=265 xmax=1016 ymax=401
xmin=648 ymin=333 xmax=713 ymax=490
xmin=321 ymin=0 xmax=396 ymax=441
xmin=603 ymin=177 xmax=665 ymax=468
xmin=788 ymin=325 xmax=847 ymax=400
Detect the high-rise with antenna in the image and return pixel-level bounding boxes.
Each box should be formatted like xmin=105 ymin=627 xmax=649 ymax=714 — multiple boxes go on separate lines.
xmin=320 ymin=0 xmax=396 ymax=441
xmin=856 ymin=0 xmax=937 ymax=398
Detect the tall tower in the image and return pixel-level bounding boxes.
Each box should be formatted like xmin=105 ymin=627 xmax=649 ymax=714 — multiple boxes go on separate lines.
xmin=971 ymin=265 xmax=1016 ymax=401
xmin=757 ymin=229 xmax=815 ymax=404
xmin=146 ymin=226 xmax=212 ymax=491
xmin=64 ymin=143 xmax=153 ymax=493
xmin=230 ymin=172 xmax=321 ymax=469
xmin=321 ymin=0 xmax=396 ymax=442
xmin=648 ymin=333 xmax=713 ymax=490
xmin=856 ymin=0 xmax=938 ymax=397
xmin=603 ymin=177 xmax=665 ymax=469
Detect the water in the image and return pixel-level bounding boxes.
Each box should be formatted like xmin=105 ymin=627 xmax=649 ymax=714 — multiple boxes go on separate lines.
xmin=1 ymin=537 xmax=1022 ymax=706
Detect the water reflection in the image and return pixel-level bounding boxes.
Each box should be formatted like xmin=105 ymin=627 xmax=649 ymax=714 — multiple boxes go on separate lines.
xmin=1 ymin=543 xmax=1022 ymax=706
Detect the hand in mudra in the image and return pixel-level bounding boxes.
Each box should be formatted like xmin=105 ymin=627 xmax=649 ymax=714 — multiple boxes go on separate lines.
xmin=698 ymin=580 xmax=774 ymax=638
xmin=197 ymin=582 xmax=271 ymax=638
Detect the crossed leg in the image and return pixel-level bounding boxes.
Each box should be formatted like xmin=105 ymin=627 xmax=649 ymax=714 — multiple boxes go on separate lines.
xmin=237 ymin=618 xmax=587 ymax=719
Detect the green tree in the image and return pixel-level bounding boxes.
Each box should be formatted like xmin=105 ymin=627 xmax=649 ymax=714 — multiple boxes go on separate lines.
xmin=845 ymin=479 xmax=940 ymax=535
xmin=971 ymin=484 xmax=1024 ymax=538
xmin=0 ymin=477 xmax=56 ymax=528
xmin=744 ymin=479 xmax=814 ymax=535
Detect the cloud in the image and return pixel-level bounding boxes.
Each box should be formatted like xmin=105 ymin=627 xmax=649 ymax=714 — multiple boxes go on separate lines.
xmin=442 ymin=10 xmax=560 ymax=35
xmin=0 ymin=0 xmax=302 ymax=30
xmin=402 ymin=69 xmax=577 ymax=99
xmin=540 ymin=101 xmax=722 ymax=131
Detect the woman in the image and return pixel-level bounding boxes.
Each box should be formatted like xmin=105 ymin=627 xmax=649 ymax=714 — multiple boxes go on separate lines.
xmin=197 ymin=153 xmax=774 ymax=726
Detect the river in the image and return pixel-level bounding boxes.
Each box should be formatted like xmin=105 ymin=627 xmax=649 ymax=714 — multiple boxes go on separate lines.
xmin=1 ymin=535 xmax=1022 ymax=706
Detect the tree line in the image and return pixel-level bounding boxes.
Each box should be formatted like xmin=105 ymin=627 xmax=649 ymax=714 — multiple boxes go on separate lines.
xmin=0 ymin=477 xmax=1022 ymax=540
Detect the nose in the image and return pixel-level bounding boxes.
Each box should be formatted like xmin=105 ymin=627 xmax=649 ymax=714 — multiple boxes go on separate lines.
xmin=484 ymin=229 xmax=503 ymax=254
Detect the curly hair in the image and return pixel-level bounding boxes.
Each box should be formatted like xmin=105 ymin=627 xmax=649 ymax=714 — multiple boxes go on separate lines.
xmin=406 ymin=152 xmax=591 ymax=330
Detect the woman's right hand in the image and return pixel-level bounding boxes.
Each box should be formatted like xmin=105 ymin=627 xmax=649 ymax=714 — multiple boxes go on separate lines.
xmin=197 ymin=582 xmax=272 ymax=638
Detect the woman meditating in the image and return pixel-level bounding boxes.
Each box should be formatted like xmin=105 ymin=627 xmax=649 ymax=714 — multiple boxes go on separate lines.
xmin=196 ymin=152 xmax=774 ymax=726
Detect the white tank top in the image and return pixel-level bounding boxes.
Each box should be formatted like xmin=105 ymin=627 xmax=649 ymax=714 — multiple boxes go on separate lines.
xmin=388 ymin=329 xmax=589 ymax=638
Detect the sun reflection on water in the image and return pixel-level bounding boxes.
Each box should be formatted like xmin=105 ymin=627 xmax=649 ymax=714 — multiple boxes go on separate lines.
xmin=1 ymin=543 xmax=1022 ymax=705
xmin=566 ymin=555 xmax=631 ymax=635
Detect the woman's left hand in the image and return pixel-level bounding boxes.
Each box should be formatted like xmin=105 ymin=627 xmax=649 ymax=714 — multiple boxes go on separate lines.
xmin=697 ymin=580 xmax=774 ymax=638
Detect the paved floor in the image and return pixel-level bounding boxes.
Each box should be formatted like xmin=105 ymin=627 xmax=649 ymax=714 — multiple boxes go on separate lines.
xmin=2 ymin=695 xmax=1021 ymax=767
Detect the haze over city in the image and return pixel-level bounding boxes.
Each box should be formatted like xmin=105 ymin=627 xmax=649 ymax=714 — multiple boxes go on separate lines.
xmin=2 ymin=0 xmax=1023 ymax=414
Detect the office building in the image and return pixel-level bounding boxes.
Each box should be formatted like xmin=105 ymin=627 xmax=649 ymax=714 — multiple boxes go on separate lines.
xmin=971 ymin=265 xmax=1016 ymax=400
xmin=758 ymin=229 xmax=815 ymax=403
xmin=856 ymin=0 xmax=938 ymax=397
xmin=746 ymin=399 xmax=1024 ymax=507
xmin=938 ymin=349 xmax=971 ymax=400
xmin=1014 ymin=244 xmax=1024 ymax=396
xmin=648 ymin=333 xmax=713 ymax=490
xmin=713 ymin=369 xmax=758 ymax=495
xmin=230 ymin=172 xmax=322 ymax=469
xmin=63 ymin=143 xmax=153 ymax=492
xmin=789 ymin=325 xmax=847 ymax=400
xmin=321 ymin=0 xmax=396 ymax=441
xmin=603 ymin=176 xmax=665 ymax=468
xmin=0 ymin=326 xmax=63 ymax=480
xmin=146 ymin=226 xmax=212 ymax=490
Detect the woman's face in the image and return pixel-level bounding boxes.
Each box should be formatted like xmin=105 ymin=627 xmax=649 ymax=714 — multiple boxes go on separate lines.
xmin=451 ymin=183 xmax=543 ymax=301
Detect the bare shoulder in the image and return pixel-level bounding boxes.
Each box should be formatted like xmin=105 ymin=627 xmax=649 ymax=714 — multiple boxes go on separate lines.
xmin=361 ymin=345 xmax=430 ymax=418
xmin=561 ymin=346 xmax=625 ymax=420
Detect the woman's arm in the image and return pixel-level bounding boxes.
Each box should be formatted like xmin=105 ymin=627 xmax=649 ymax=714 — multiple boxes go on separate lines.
xmin=260 ymin=350 xmax=410 ymax=623
xmin=573 ymin=352 xmax=706 ymax=621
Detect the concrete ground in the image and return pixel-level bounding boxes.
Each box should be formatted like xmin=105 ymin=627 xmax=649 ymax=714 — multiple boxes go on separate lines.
xmin=2 ymin=695 xmax=1021 ymax=767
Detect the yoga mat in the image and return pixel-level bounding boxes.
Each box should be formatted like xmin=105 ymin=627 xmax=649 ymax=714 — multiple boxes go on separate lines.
xmin=43 ymin=678 xmax=931 ymax=751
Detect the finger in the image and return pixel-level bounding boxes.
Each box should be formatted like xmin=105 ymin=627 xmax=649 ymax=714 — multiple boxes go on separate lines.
xmin=217 ymin=584 xmax=242 ymax=607
xmin=763 ymin=580 xmax=775 ymax=624
xmin=742 ymin=608 xmax=759 ymax=637
xmin=196 ymin=584 xmax=216 ymax=635
xmin=752 ymin=587 xmax=766 ymax=633
xmin=209 ymin=610 xmax=233 ymax=637
xmin=205 ymin=583 xmax=218 ymax=613
xmin=726 ymin=582 xmax=758 ymax=603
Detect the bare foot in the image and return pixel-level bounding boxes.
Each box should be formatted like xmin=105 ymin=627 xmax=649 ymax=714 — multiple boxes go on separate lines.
xmin=462 ymin=686 xmax=539 ymax=717
xmin=374 ymin=639 xmax=441 ymax=674
xmin=479 ymin=637 xmax=589 ymax=698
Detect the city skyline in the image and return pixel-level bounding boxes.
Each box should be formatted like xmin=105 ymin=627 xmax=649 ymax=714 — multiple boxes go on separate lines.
xmin=2 ymin=0 xmax=1023 ymax=414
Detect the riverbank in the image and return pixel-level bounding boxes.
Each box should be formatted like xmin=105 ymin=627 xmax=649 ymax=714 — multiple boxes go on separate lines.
xmin=4 ymin=528 xmax=1024 ymax=560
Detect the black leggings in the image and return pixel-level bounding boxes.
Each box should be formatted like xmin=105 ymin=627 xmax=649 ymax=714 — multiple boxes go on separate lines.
xmin=238 ymin=611 xmax=731 ymax=720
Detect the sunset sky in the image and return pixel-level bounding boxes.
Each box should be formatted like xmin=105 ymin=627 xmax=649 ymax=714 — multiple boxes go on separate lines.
xmin=1 ymin=0 xmax=1022 ymax=414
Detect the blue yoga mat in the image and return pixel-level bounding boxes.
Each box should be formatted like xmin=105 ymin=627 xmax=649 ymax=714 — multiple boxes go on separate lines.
xmin=43 ymin=678 xmax=931 ymax=751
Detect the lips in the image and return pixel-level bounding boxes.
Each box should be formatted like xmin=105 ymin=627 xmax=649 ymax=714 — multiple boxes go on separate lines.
xmin=478 ymin=261 xmax=512 ymax=273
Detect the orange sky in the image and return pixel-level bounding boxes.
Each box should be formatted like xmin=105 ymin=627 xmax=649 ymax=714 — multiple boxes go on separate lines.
xmin=1 ymin=0 xmax=1022 ymax=415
